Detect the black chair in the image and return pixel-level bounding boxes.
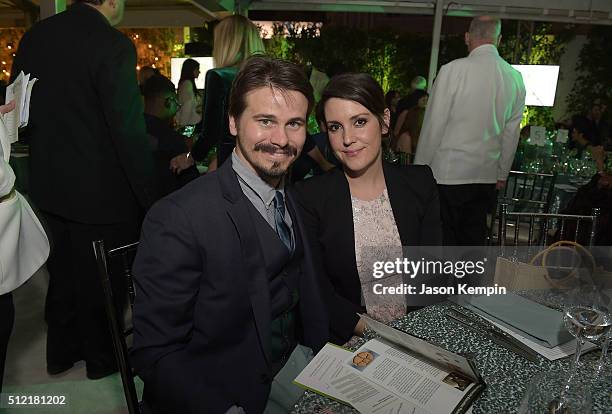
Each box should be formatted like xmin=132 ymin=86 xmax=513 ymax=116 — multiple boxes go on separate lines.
xmin=93 ymin=240 xmax=140 ymax=414
xmin=497 ymin=202 xmax=600 ymax=256
xmin=500 ymin=171 xmax=557 ymax=212
xmin=488 ymin=171 xmax=557 ymax=244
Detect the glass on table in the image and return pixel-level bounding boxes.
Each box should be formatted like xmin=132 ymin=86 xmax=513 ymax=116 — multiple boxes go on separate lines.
xmin=519 ymin=371 xmax=592 ymax=414
xmin=520 ymin=268 xmax=611 ymax=413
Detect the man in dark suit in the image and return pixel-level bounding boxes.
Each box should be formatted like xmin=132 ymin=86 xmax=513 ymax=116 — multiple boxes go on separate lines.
xmin=143 ymin=74 xmax=199 ymax=197
xmin=131 ymin=57 xmax=328 ymax=414
xmin=11 ymin=0 xmax=155 ymax=379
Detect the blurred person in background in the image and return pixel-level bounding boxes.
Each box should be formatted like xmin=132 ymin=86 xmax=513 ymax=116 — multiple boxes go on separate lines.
xmin=415 ymin=16 xmax=525 ymax=246
xmin=175 ymin=58 xmax=202 ymax=128
xmin=11 ymin=0 xmax=156 ymax=379
xmin=392 ymin=89 xmax=429 ymax=156
xmin=171 ymin=14 xmax=265 ymax=174
xmin=138 ymin=65 xmax=160 ymax=93
xmin=144 ymin=75 xmax=199 ymax=198
xmin=0 ymin=100 xmax=49 ymax=393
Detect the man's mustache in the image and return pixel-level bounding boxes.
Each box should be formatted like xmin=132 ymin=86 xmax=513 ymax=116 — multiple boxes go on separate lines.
xmin=254 ymin=143 xmax=298 ymax=156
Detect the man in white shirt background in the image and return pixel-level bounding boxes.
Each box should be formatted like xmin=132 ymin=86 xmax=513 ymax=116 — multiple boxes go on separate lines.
xmin=415 ymin=15 xmax=526 ymax=245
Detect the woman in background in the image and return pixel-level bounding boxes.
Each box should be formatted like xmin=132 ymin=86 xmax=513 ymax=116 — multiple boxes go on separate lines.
xmin=1 ymin=100 xmax=50 ymax=392
xmin=175 ymin=58 xmax=201 ymax=127
xmin=392 ymin=89 xmax=428 ymax=156
xmin=295 ymin=74 xmax=442 ymax=345
xmin=171 ymin=15 xmax=264 ymax=174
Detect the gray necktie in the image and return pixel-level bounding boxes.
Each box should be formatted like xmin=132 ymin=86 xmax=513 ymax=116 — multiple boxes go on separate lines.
xmin=273 ymin=191 xmax=293 ymax=253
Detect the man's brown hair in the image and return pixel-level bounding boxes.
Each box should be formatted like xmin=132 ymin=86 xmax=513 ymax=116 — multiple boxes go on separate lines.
xmin=228 ymin=56 xmax=314 ymax=121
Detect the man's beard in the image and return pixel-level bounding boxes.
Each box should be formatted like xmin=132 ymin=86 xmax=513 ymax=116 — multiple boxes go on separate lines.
xmin=238 ymin=141 xmax=299 ymax=182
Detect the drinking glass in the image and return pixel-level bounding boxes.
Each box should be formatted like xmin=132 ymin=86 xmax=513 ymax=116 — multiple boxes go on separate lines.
xmin=519 ymin=371 xmax=592 ymax=414
xmin=520 ymin=273 xmax=611 ymax=413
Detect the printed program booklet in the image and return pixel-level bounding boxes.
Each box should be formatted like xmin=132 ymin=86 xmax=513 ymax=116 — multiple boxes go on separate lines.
xmin=294 ymin=315 xmax=484 ymax=413
xmin=4 ymin=71 xmax=37 ymax=143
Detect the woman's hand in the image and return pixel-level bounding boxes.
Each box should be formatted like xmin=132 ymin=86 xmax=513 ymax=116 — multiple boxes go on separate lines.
xmin=0 ymin=100 xmax=16 ymax=114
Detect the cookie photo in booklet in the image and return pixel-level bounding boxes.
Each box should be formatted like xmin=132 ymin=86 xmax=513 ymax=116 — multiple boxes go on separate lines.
xmin=294 ymin=315 xmax=484 ymax=414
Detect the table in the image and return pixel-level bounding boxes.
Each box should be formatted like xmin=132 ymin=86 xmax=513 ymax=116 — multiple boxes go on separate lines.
xmin=292 ymin=302 xmax=612 ymax=413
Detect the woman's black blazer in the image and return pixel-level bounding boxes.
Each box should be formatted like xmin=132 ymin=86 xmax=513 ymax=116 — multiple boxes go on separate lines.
xmin=294 ymin=162 xmax=442 ymax=344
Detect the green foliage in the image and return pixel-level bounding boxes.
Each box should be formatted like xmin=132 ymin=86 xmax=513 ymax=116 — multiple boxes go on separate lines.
xmin=264 ymin=19 xmax=572 ymax=123
xmin=498 ymin=22 xmax=575 ymax=128
xmin=265 ymin=23 xmax=431 ymax=94
xmin=499 ymin=22 xmax=573 ymax=65
xmin=567 ymin=26 xmax=612 ymax=117
xmin=121 ymin=28 xmax=184 ymax=77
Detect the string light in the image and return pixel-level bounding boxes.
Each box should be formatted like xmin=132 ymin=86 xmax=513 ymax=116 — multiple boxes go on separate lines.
xmin=136 ymin=65 xmax=140 ymax=70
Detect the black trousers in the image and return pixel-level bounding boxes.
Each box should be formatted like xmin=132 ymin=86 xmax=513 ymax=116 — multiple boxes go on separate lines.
xmin=0 ymin=292 xmax=14 ymax=393
xmin=42 ymin=212 xmax=139 ymax=369
xmin=438 ymin=184 xmax=496 ymax=246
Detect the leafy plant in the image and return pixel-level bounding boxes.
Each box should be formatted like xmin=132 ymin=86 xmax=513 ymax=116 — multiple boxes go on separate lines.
xmin=567 ymin=26 xmax=612 ymax=118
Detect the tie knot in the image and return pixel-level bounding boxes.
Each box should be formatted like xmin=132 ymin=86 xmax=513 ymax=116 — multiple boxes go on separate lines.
xmin=274 ymin=191 xmax=285 ymax=215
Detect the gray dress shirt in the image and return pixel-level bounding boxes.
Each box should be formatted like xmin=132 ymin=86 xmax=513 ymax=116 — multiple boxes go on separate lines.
xmin=231 ymin=151 xmax=294 ymax=244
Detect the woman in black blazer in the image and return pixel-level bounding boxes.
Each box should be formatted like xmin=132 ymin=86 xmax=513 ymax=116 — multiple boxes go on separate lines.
xmin=295 ymin=73 xmax=442 ymax=345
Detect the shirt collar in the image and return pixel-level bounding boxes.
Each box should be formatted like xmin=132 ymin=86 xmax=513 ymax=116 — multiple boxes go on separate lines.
xmin=231 ymin=150 xmax=284 ymax=208
xmin=469 ymin=44 xmax=499 ymax=57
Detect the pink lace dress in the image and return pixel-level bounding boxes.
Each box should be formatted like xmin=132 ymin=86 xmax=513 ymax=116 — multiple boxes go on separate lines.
xmin=351 ymin=189 xmax=406 ymax=324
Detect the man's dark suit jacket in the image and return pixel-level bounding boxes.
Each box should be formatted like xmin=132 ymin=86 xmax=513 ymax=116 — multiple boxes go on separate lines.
xmin=131 ymin=159 xmax=329 ymax=414
xmin=144 ymin=114 xmax=199 ymax=198
xmin=11 ymin=3 xmax=154 ymax=224
xmin=295 ymin=163 xmax=442 ymax=344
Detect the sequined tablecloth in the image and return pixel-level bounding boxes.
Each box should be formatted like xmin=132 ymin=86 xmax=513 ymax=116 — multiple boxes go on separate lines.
xmin=291 ymin=302 xmax=612 ymax=414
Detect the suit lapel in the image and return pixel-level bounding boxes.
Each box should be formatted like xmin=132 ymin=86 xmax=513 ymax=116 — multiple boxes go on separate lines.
xmin=383 ymin=162 xmax=419 ymax=246
xmin=328 ymin=170 xmax=357 ymax=277
xmin=286 ymin=189 xmax=329 ymax=350
xmin=218 ymin=160 xmax=272 ymax=365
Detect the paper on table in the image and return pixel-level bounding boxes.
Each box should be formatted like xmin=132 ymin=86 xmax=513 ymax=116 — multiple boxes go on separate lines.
xmin=294 ymin=343 xmax=428 ymax=413
xmin=293 ymin=343 xmax=353 ymax=403
xmin=361 ymin=314 xmax=479 ymax=381
xmin=530 ymin=126 xmax=547 ymax=147
xmin=330 ymin=370 xmax=428 ymax=414
xmin=345 ymin=339 xmax=477 ymax=414
xmin=556 ymin=129 xmax=568 ymax=143
xmin=482 ymin=315 xmax=597 ymax=361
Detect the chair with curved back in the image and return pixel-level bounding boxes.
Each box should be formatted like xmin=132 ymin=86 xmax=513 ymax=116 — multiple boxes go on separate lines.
xmin=497 ymin=202 xmax=600 ymax=258
xmin=488 ymin=171 xmax=557 ymax=244
xmin=93 ymin=240 xmax=140 ymax=414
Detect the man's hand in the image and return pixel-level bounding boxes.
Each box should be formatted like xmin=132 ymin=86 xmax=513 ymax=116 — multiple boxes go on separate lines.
xmin=354 ymin=318 xmax=367 ymax=337
xmin=0 ymin=100 xmax=16 ymax=114
xmin=496 ymin=180 xmax=506 ymax=190
xmin=169 ymin=152 xmax=194 ymax=174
